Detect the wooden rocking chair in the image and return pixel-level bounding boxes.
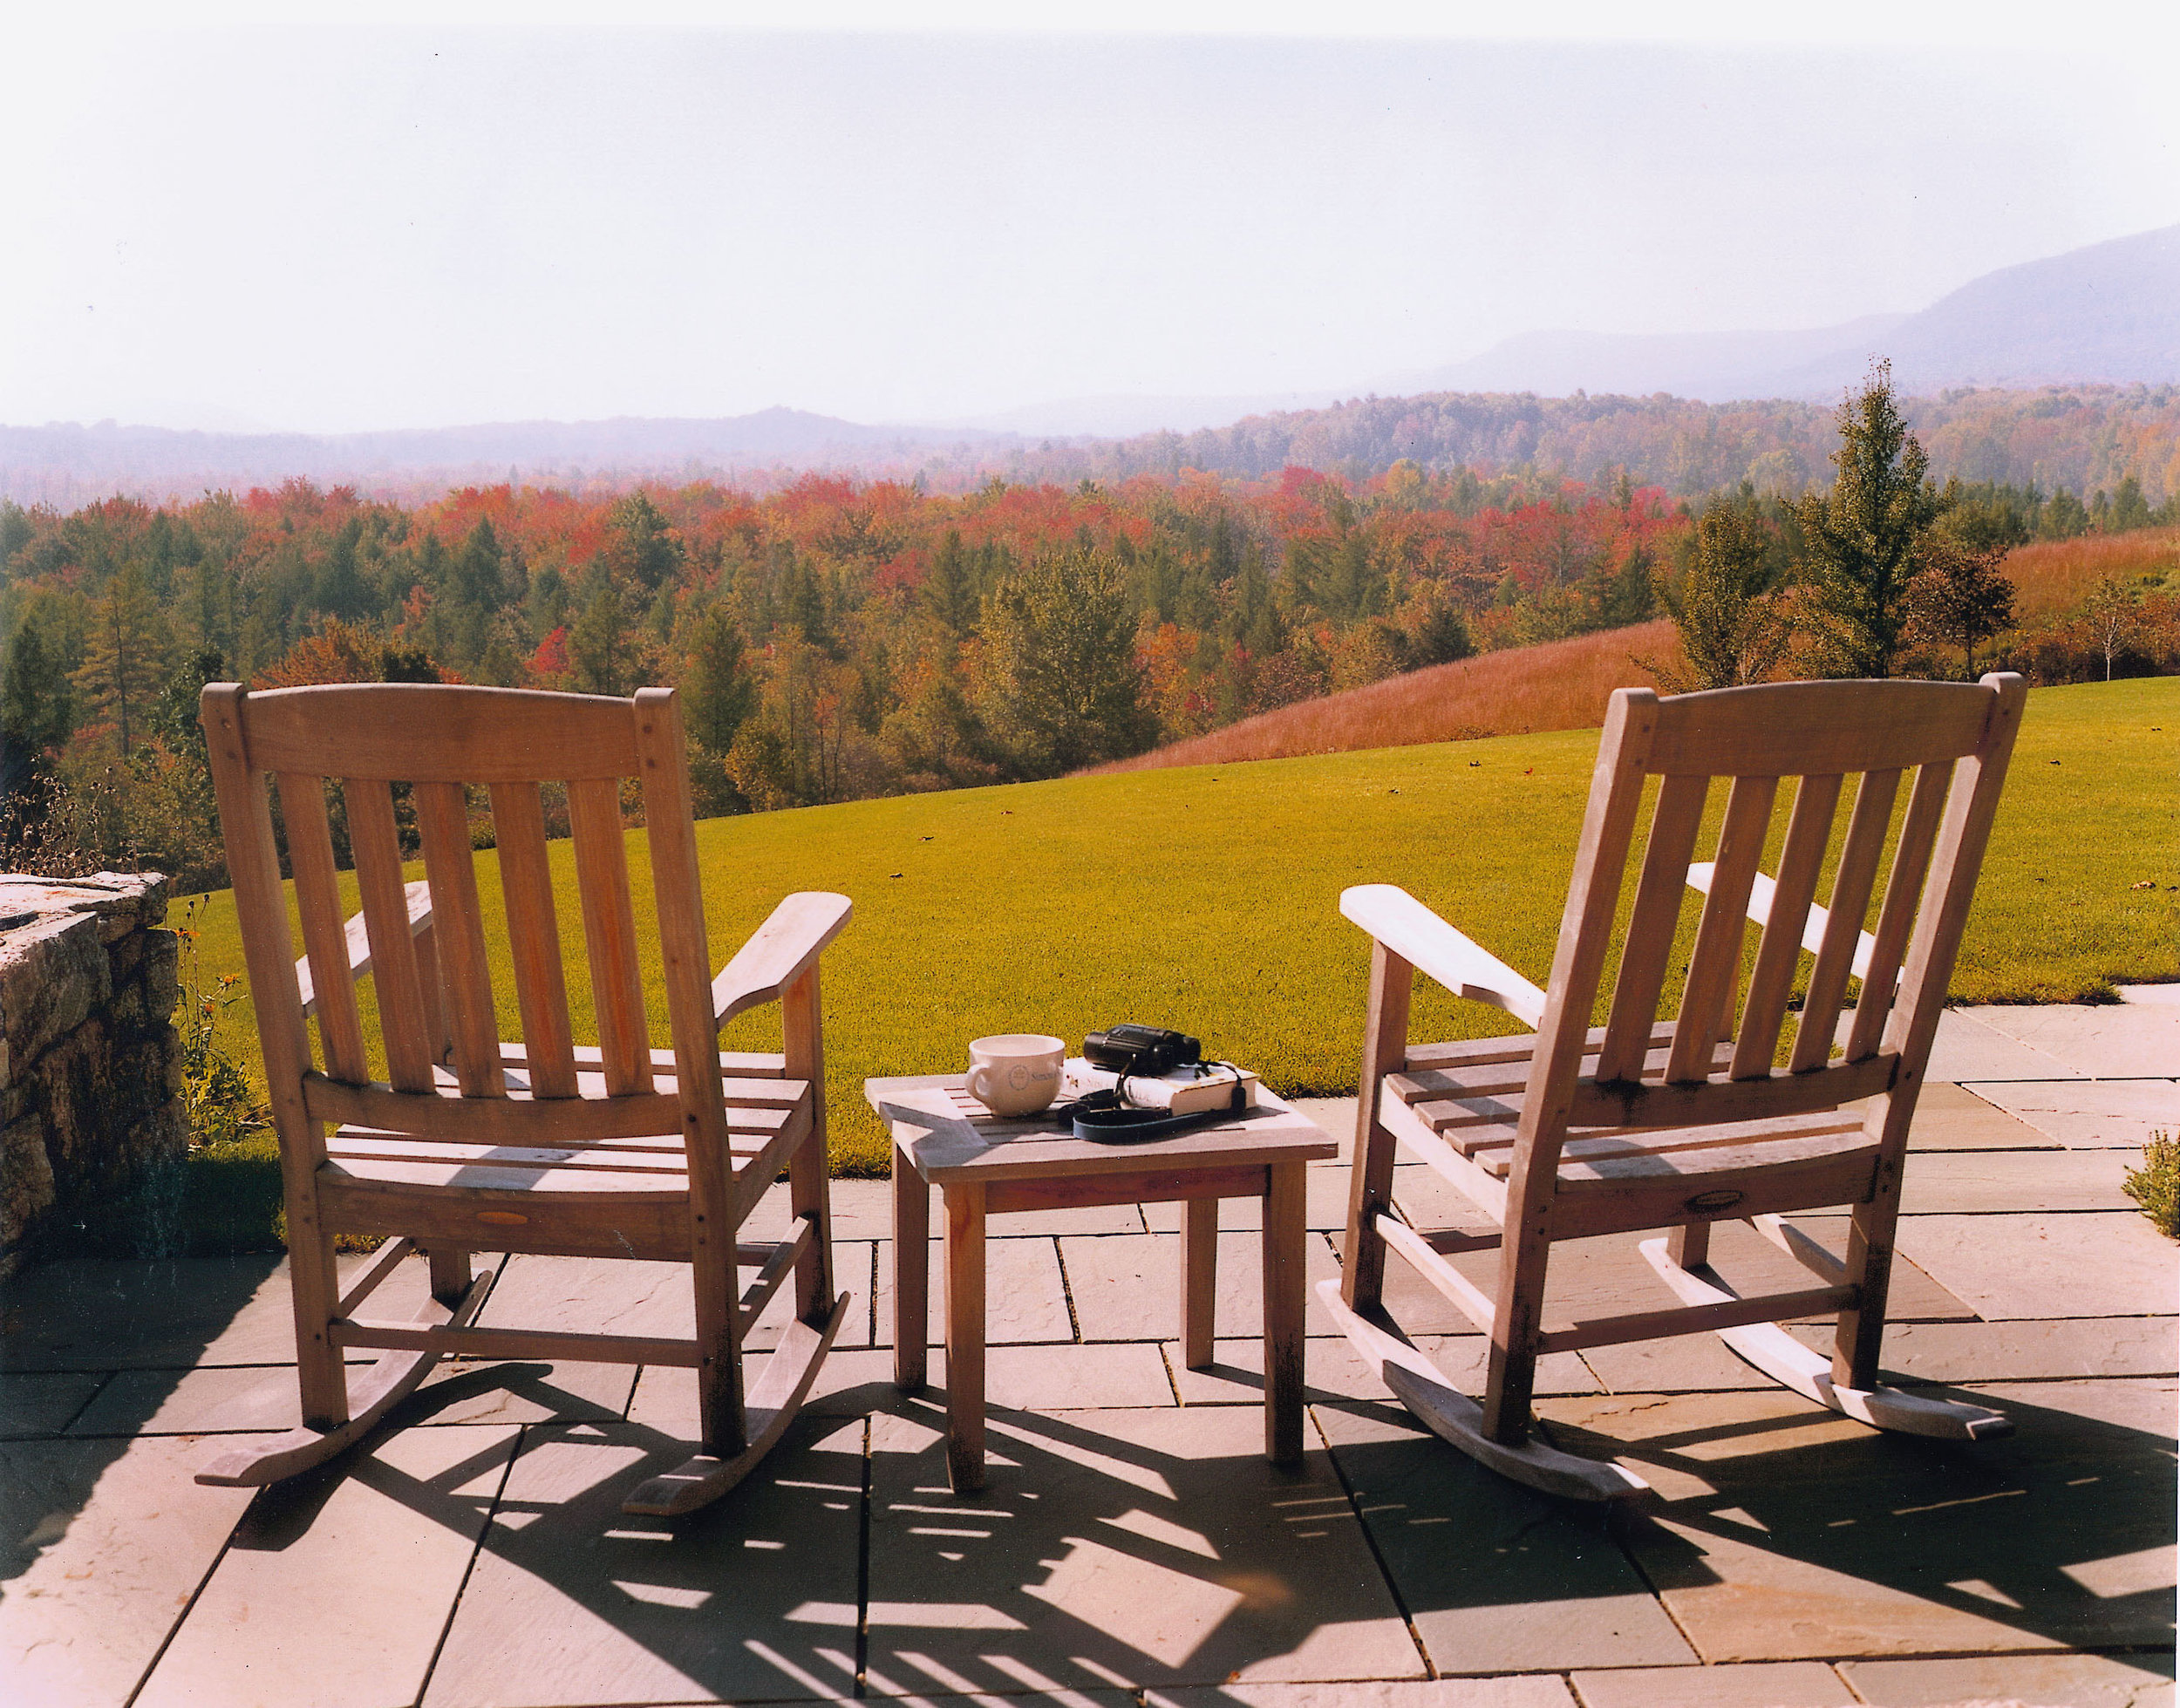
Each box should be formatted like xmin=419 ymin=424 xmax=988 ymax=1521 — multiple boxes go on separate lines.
xmin=196 ymin=681 xmax=851 ymax=1517
xmin=1320 ymin=674 xmax=2027 ymax=1500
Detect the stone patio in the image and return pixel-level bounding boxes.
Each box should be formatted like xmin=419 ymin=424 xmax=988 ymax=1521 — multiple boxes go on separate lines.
xmin=3 ymin=1005 xmax=2173 ymax=1708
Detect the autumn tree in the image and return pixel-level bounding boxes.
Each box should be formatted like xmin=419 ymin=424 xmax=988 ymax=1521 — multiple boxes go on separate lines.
xmin=72 ymin=561 xmax=172 ymax=758
xmin=568 ymin=573 xmax=644 ymax=697
xmin=978 ymin=548 xmax=1154 ymax=775
xmin=2 ymin=617 xmax=75 ymax=807
xmin=681 ymin=604 xmax=757 ymax=755
xmin=1793 ymin=361 xmax=1941 ymax=677
xmin=2082 ymin=576 xmax=2145 ymax=681
xmin=606 ymin=491 xmax=682 ymax=591
xmin=1645 ymin=493 xmax=1790 ymax=692
xmin=1905 ymin=540 xmax=2015 ymax=677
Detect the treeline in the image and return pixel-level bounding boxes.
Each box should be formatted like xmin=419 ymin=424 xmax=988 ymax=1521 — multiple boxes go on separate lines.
xmin=999 ymin=384 xmax=2180 ymax=507
xmin=5 ymin=394 xmax=2175 ymax=896
xmin=2 ymin=463 xmax=1688 ymax=890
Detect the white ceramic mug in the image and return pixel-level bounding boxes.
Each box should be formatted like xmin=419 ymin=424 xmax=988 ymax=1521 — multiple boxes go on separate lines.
xmin=966 ymin=1033 xmax=1066 ymax=1118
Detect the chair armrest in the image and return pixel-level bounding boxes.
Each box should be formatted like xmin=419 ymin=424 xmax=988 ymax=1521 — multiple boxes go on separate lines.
xmin=1686 ymin=863 xmax=1876 ymax=983
xmin=712 ymin=892 xmax=854 ymax=1028
xmin=1339 ymin=884 xmax=1548 ymax=1029
xmin=297 ymin=880 xmax=433 ymax=1018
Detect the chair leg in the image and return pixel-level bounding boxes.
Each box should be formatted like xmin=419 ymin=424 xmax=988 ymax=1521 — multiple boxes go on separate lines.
xmin=427 ymin=1246 xmax=473 ymax=1306
xmin=1480 ymin=1223 xmax=1552 ymax=1445
xmin=1667 ymin=1220 xmax=1712 ymax=1269
xmin=1341 ymin=942 xmax=1412 ymax=1312
xmin=1832 ymin=1181 xmax=1904 ymax=1391
xmin=289 ymin=1215 xmax=351 ymax=1431
xmin=782 ymin=966 xmax=835 ymax=1327
xmin=693 ymin=1201 xmax=747 ymax=1461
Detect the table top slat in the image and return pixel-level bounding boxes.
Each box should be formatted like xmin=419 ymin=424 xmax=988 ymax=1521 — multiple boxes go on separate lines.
xmin=866 ymin=1074 xmax=1336 ymax=1184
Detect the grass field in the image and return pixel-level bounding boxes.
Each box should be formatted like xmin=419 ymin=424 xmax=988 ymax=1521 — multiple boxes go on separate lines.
xmin=172 ymin=676 xmax=2173 ymax=1233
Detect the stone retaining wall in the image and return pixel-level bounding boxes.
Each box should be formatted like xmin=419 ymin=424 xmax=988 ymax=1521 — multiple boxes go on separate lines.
xmin=0 ymin=872 xmax=185 ymax=1281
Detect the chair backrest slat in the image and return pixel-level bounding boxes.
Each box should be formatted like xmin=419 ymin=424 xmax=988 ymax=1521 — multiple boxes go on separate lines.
xmin=1788 ymin=766 xmax=1901 ymax=1072
xmin=1664 ymin=772 xmax=1777 ymax=1082
xmin=568 ymin=776 xmax=654 ymax=1097
xmin=280 ymin=771 xmax=370 ymax=1085
xmin=344 ymin=777 xmax=438 ymax=1092
xmin=1509 ymin=677 xmax=2022 ymax=1223
xmin=1844 ymin=759 xmax=1953 ymax=1060
xmin=413 ymin=780 xmax=506 ymax=1098
xmin=1729 ymin=772 xmax=1844 ymax=1079
xmin=1595 ymin=772 xmax=1710 ymax=1082
xmin=489 ymin=779 xmax=580 ymax=1099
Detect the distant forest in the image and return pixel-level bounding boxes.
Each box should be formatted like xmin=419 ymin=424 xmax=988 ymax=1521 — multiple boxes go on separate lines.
xmin=1005 ymin=384 xmax=2180 ymax=504
xmin=3 ymin=384 xmax=2176 ymax=513
xmin=3 ymin=419 xmax=2175 ymax=893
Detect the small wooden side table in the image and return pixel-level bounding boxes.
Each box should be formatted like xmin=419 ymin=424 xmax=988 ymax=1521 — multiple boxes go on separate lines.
xmin=866 ymin=1074 xmax=1337 ymax=1492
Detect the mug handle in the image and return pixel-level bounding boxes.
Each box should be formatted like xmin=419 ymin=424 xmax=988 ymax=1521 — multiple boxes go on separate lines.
xmin=966 ymin=1063 xmax=995 ymax=1106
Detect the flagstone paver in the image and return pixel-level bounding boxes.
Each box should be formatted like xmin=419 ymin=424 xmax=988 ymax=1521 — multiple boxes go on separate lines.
xmin=1838 ymin=1650 xmax=2175 ymax=1706
xmin=1904 ymin=1079 xmax=2057 ymax=1148
xmin=1059 ymin=1229 xmax=1345 ymax=1342
xmin=1537 ymin=1385 xmax=2176 ymax=1662
xmin=1966 ymin=1079 xmax=2180 ymax=1148
xmin=1 ymin=1433 xmax=262 ymax=1708
xmin=1567 ymin=1659 xmax=1857 ymax=1707
xmin=865 ymin=1402 xmax=1425 ymax=1692
xmin=1898 ymin=1147 xmax=2142 ymax=1213
xmin=1162 ymin=1332 xmax=1594 ymax=1405
xmin=1889 ymin=1212 xmax=2177 ymax=1319
xmin=134 ymin=1422 xmax=520 ymax=1708
xmin=871 ymin=1234 xmax=1077 ymax=1347
xmin=1962 ymin=1004 xmax=2180 ymax=1078
xmin=0 ymin=1371 xmax=103 ymax=1436
xmin=2 ymin=1057 xmax=2174 ymax=1707
xmin=1148 ymin=1681 xmax=1578 ymax=1706
xmin=1312 ymin=1401 xmax=1697 ymax=1674
xmin=1922 ymin=1010 xmax=2079 ymax=1081
xmin=425 ymin=1418 xmax=867 ymax=1708
xmin=1785 ymin=1317 xmax=2178 ymax=1382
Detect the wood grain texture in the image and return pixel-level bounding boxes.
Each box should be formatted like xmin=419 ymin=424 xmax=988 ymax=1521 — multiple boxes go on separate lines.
xmin=414 ymin=779 xmax=505 ymax=1097
xmin=279 ymin=772 xmax=369 ymax=1083
xmin=489 ymin=780 xmax=578 ymax=1099
xmin=242 ymin=681 xmax=641 ymax=781
xmin=1342 ymin=940 xmax=1412 ymax=1311
xmin=567 ymin=776 xmax=651 ymax=1097
xmin=1596 ymin=772 xmax=1709 ymax=1081
xmin=1730 ymin=771 xmax=1843 ymax=1079
xmin=1790 ymin=766 xmax=1902 ymax=1072
xmin=344 ymin=777 xmax=437 ymax=1092
xmin=202 ymin=684 xmax=347 ymax=1427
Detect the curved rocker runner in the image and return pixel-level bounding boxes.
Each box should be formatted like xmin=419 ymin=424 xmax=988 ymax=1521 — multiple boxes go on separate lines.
xmin=197 ymin=679 xmax=853 ymax=1517
xmin=1327 ymin=675 xmax=2026 ymax=1500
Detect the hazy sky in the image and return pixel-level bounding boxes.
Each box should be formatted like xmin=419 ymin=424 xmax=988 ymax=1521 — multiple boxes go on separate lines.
xmin=6 ymin=2 xmax=2177 ymax=433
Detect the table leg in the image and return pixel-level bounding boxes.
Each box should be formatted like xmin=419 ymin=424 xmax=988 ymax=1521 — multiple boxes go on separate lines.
xmin=1180 ymin=1195 xmax=1219 ymax=1369
xmin=1262 ymin=1160 xmax=1307 ymax=1465
xmin=892 ymin=1141 xmax=930 ymax=1391
xmin=944 ymin=1182 xmax=987 ymax=1493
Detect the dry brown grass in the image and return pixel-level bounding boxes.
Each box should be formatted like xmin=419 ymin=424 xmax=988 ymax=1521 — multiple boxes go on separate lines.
xmin=1092 ymin=619 xmax=1678 ymax=772
xmin=2003 ymin=527 xmax=2180 ymax=621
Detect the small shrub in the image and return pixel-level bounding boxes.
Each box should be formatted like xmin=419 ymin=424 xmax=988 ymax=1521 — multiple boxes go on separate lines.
xmin=2124 ymin=1131 xmax=2179 ymax=1239
xmin=174 ymin=895 xmax=269 ymax=1149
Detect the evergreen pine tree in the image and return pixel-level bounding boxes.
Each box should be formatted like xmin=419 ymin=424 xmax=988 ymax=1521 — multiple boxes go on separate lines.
xmin=1793 ymin=361 xmax=1940 ymax=677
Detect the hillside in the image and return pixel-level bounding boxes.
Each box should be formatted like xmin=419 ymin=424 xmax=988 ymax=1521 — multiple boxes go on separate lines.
xmin=1088 ymin=620 xmax=1677 ymax=772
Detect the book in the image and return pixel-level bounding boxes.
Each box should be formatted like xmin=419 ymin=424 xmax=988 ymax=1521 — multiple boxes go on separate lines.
xmin=1059 ymin=1057 xmax=1259 ymax=1115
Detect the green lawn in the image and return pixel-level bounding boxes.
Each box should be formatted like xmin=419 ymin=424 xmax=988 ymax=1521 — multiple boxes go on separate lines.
xmin=183 ymin=677 xmax=2176 ymax=1201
